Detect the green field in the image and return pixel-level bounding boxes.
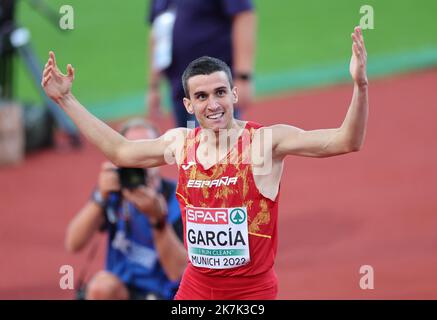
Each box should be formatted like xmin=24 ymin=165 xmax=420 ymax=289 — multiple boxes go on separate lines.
xmin=13 ymin=0 xmax=437 ymax=119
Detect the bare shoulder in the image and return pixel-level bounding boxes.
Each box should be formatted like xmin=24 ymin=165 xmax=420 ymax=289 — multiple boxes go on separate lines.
xmin=267 ymin=124 xmax=304 ymax=142
xmin=252 ymin=124 xmax=302 ymax=143
xmin=162 ymin=127 xmax=189 ymax=140
xmin=265 ymin=124 xmax=303 ymax=134
xmin=161 ymin=127 xmax=192 ymax=165
xmin=254 ymin=124 xmax=305 ymax=159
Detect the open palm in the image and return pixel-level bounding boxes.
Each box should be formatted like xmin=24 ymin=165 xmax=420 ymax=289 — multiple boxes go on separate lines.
xmin=349 ymin=27 xmax=368 ymax=87
xmin=41 ymin=51 xmax=75 ymax=103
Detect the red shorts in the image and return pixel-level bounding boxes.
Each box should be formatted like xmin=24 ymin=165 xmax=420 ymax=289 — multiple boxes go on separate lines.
xmin=174 ymin=265 xmax=278 ymax=300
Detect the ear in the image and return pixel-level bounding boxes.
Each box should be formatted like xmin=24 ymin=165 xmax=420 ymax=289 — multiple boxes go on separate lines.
xmin=232 ymin=86 xmax=238 ymax=104
xmin=183 ymin=97 xmax=194 ymax=114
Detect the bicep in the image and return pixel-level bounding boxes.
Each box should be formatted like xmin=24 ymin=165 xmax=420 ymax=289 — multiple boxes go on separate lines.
xmin=271 ymin=124 xmax=348 ymax=158
xmin=117 ymin=139 xmax=166 ymax=168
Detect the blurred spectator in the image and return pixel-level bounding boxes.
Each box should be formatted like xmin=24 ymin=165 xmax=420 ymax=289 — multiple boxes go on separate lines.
xmin=147 ymin=0 xmax=256 ymax=127
xmin=0 ymin=0 xmax=15 ymax=99
xmin=65 ymin=118 xmax=186 ymax=300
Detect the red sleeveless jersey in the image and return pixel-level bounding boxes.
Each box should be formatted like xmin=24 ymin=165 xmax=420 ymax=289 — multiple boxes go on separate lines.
xmin=176 ymin=121 xmax=279 ymax=278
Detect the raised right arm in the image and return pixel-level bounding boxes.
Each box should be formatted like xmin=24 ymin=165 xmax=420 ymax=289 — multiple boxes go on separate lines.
xmin=42 ymin=51 xmax=184 ymax=168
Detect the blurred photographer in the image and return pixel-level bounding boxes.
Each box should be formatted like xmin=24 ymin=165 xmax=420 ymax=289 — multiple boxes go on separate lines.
xmin=65 ymin=118 xmax=186 ymax=300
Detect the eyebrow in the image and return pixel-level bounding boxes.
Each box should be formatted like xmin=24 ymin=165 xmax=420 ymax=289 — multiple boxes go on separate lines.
xmin=193 ymin=86 xmax=228 ymax=97
xmin=215 ymin=86 xmax=228 ymax=92
xmin=193 ymin=90 xmax=207 ymax=98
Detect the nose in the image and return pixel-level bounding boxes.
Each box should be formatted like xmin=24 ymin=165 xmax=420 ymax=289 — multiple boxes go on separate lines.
xmin=207 ymin=96 xmax=220 ymax=111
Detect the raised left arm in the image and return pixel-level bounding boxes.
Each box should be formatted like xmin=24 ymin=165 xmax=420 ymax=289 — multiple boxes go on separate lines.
xmin=272 ymin=26 xmax=368 ymax=159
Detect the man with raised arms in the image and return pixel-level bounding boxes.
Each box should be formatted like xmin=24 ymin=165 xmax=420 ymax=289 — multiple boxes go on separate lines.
xmin=42 ymin=26 xmax=368 ymax=299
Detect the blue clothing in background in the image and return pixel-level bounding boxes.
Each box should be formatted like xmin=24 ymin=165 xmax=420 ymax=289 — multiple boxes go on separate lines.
xmin=102 ymin=179 xmax=182 ymax=300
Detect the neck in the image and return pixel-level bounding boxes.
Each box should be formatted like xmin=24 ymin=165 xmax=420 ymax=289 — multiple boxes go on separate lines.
xmin=215 ymin=120 xmax=246 ymax=148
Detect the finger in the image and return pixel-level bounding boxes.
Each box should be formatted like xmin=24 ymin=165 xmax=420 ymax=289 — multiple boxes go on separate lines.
xmin=122 ymin=189 xmax=132 ymax=200
xmin=354 ymin=26 xmax=361 ymax=36
xmin=360 ymin=34 xmax=367 ymax=55
xmin=130 ymin=187 xmax=148 ymax=198
xmin=351 ymin=33 xmax=364 ymax=56
xmin=356 ymin=40 xmax=365 ymax=58
xmin=355 ymin=26 xmax=367 ymax=53
xmin=351 ymin=32 xmax=360 ymax=44
xmin=354 ymin=26 xmax=362 ymax=37
xmin=67 ymin=64 xmax=74 ymax=81
xmin=122 ymin=189 xmax=141 ymax=205
xmin=49 ymin=51 xmax=57 ymax=68
xmin=139 ymin=185 xmax=153 ymax=194
xmin=43 ymin=66 xmax=51 ymax=78
xmin=353 ymin=27 xmax=362 ymax=45
xmin=43 ymin=72 xmax=51 ymax=83
xmin=352 ymin=43 xmax=361 ymax=58
xmin=44 ymin=74 xmax=52 ymax=85
xmin=46 ymin=60 xmax=62 ymax=79
xmin=42 ymin=74 xmax=52 ymax=87
xmin=43 ymin=66 xmax=52 ymax=78
xmin=356 ymin=26 xmax=365 ymax=44
xmin=351 ymin=33 xmax=358 ymax=50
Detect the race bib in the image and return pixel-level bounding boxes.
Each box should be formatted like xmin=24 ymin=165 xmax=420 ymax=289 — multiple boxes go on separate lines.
xmin=186 ymin=207 xmax=250 ymax=269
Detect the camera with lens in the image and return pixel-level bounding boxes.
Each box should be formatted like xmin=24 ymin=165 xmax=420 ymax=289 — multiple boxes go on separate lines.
xmin=117 ymin=167 xmax=147 ymax=190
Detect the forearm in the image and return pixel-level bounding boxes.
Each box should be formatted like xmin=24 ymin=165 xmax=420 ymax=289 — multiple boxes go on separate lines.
xmin=65 ymin=201 xmax=105 ymax=253
xmin=153 ymin=225 xmax=187 ymax=281
xmin=339 ymin=83 xmax=369 ymax=151
xmin=232 ymin=11 xmax=256 ymax=74
xmin=58 ymin=93 xmax=127 ymax=165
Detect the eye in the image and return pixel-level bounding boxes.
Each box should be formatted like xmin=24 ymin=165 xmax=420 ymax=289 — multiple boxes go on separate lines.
xmin=196 ymin=94 xmax=207 ymax=101
xmin=217 ymin=89 xmax=226 ymax=97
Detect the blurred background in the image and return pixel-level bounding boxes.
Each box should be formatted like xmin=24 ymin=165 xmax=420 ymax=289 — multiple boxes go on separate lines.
xmin=1 ymin=0 xmax=437 ymax=299
xmin=11 ymin=0 xmax=437 ymax=119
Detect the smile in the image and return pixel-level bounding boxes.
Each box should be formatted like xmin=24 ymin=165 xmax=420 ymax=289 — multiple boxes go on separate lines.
xmin=206 ymin=112 xmax=224 ymax=120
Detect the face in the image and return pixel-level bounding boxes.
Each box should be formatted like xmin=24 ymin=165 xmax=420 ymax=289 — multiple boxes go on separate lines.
xmin=183 ymin=71 xmax=238 ymax=131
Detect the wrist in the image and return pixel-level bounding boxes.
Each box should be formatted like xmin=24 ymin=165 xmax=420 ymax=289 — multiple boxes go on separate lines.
xmin=150 ymin=195 xmax=167 ymax=230
xmin=58 ymin=92 xmax=75 ymax=108
xmin=91 ymin=189 xmax=108 ymax=209
xmin=150 ymin=215 xmax=167 ymax=231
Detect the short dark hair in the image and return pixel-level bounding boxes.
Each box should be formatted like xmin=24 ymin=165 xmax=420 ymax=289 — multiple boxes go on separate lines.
xmin=182 ymin=56 xmax=233 ymax=98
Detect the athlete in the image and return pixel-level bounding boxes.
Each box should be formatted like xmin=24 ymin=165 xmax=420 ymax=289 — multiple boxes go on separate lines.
xmin=42 ymin=26 xmax=368 ymax=299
